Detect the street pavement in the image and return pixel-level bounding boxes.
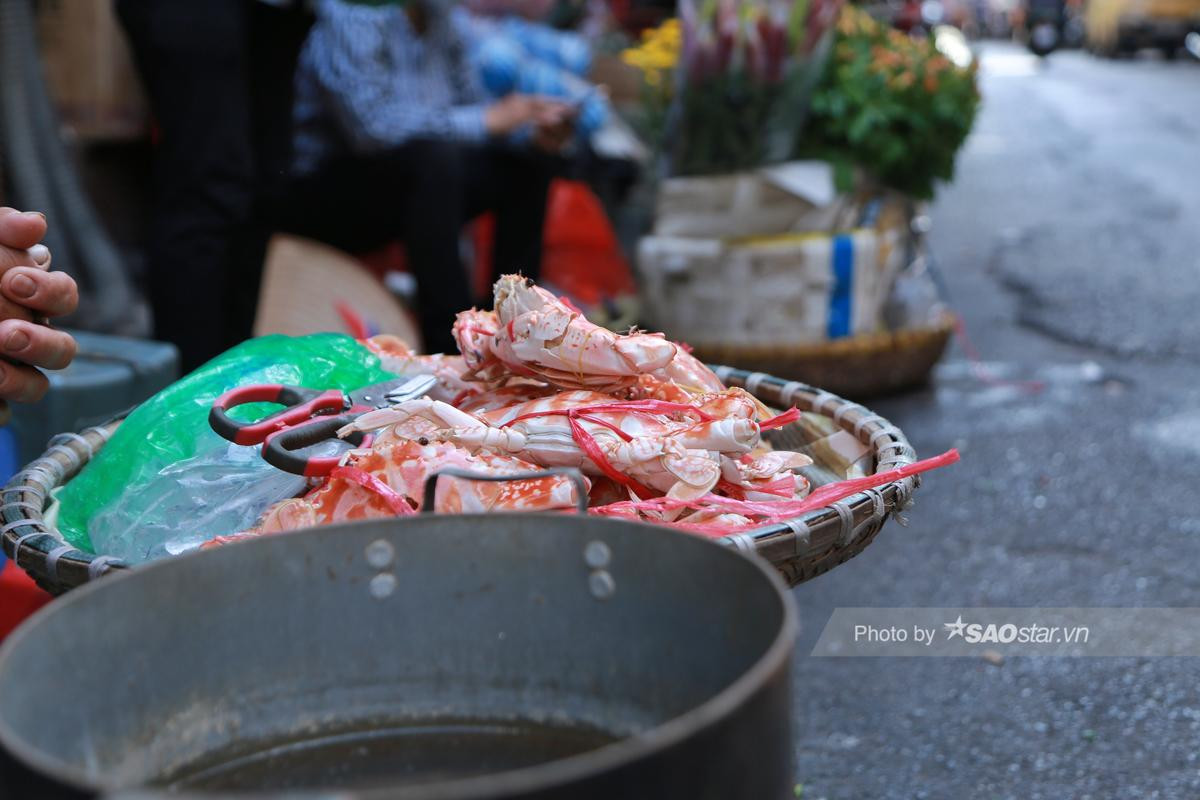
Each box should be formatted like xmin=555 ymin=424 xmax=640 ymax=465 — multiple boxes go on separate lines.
xmin=789 ymin=43 xmax=1200 ymax=799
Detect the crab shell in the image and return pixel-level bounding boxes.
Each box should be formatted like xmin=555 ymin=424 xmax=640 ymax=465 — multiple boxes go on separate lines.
xmin=248 ymin=440 xmax=587 ymax=537
xmin=651 ymin=347 xmax=726 ymax=394
xmin=491 ymin=274 xmax=677 ymax=392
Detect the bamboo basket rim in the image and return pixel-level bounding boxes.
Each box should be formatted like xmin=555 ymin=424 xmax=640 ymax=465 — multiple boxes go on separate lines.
xmin=689 ymin=312 xmax=956 ymax=360
xmin=1 ymin=368 xmax=919 ymax=593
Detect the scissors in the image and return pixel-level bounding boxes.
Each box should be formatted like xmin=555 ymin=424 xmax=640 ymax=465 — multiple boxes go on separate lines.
xmin=209 ymin=375 xmax=437 ymax=477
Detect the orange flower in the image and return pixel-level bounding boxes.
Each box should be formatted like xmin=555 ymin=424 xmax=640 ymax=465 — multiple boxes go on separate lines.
xmin=871 ymin=45 xmax=905 ymax=68
xmin=924 ymin=72 xmax=939 ymax=92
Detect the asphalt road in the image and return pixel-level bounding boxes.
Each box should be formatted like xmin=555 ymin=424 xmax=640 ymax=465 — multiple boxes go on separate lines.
xmin=789 ymin=44 xmax=1200 ymax=799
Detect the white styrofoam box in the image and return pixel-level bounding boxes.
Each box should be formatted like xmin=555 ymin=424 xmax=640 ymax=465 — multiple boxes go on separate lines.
xmin=637 ymin=229 xmax=886 ymax=347
xmin=652 ymin=162 xmax=845 ymax=240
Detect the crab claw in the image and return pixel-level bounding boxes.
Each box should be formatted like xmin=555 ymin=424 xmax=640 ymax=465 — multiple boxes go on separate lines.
xmin=677 ymin=418 xmax=759 ymax=454
xmin=339 ymin=398 xmax=485 ymax=440
xmin=730 ymin=451 xmax=813 ymax=482
xmin=339 ymin=406 xmax=411 ymax=437
xmin=663 ymin=442 xmax=721 ymax=501
xmin=452 ymin=308 xmax=501 ymax=372
xmin=720 ymin=451 xmax=814 ymax=501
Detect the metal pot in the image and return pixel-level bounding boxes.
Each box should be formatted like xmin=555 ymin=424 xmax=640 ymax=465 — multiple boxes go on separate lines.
xmin=0 ymin=512 xmax=796 ymax=799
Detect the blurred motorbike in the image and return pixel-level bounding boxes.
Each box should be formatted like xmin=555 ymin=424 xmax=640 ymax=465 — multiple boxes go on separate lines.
xmin=1022 ymin=0 xmax=1066 ymax=55
xmin=1187 ymin=30 xmax=1200 ymax=58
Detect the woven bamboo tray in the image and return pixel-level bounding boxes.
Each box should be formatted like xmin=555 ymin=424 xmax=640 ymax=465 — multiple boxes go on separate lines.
xmin=1 ymin=368 xmax=920 ymax=595
xmin=692 ymin=313 xmax=955 ymax=400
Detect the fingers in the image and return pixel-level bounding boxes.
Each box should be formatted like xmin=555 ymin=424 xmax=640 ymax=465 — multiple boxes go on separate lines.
xmin=1 ymin=267 xmax=78 ymax=318
xmin=0 ymin=208 xmax=48 ymax=251
xmin=0 ymin=241 xmax=52 ymax=274
xmin=0 ymin=319 xmax=77 ymax=371
xmin=534 ymin=127 xmax=569 ymax=154
xmin=0 ymin=210 xmax=66 ymax=405
xmin=0 ymin=291 xmax=35 ymax=324
xmin=0 ymin=359 xmax=50 ymax=404
xmin=531 ymin=98 xmax=573 ymax=126
xmin=533 ymin=113 xmax=574 ymax=152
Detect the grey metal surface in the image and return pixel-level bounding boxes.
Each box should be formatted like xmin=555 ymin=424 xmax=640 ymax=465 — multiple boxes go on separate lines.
xmin=0 ymin=514 xmax=796 ymax=799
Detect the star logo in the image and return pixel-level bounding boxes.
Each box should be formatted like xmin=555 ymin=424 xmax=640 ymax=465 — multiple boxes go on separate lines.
xmin=944 ymin=615 xmax=968 ymax=640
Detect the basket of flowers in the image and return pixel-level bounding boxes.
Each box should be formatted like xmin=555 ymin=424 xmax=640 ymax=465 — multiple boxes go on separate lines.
xmin=622 ymin=3 xmax=978 ymax=397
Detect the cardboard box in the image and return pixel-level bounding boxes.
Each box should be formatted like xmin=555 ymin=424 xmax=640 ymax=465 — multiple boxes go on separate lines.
xmin=254 ymin=235 xmax=422 ymax=349
xmin=638 ymin=229 xmax=889 ymax=347
xmin=36 ymin=0 xmax=148 ymax=141
xmin=640 ymin=164 xmax=913 ymax=347
xmin=653 ymin=161 xmax=849 ymax=239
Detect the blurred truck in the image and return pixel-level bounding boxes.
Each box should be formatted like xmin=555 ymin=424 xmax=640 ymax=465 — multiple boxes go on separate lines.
xmin=1084 ymin=0 xmax=1200 ymax=56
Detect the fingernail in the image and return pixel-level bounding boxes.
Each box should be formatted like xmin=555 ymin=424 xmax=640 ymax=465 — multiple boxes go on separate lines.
xmin=8 ymin=273 xmax=36 ymax=299
xmin=21 ymin=211 xmax=46 ymax=222
xmin=5 ymin=330 xmax=29 ymax=353
xmin=28 ymin=244 xmax=50 ymax=265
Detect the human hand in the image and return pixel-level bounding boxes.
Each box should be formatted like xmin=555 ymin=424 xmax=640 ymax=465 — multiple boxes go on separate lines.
xmin=484 ymin=94 xmax=572 ymax=137
xmin=533 ymin=114 xmax=575 ymax=153
xmin=0 ymin=208 xmax=80 ymax=421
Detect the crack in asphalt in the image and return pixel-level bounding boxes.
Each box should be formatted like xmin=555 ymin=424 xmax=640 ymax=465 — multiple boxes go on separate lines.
xmin=984 ymin=219 xmax=1200 ymax=364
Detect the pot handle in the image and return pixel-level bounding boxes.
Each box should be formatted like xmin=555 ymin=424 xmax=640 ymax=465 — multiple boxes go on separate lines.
xmin=421 ymin=467 xmax=590 ymax=516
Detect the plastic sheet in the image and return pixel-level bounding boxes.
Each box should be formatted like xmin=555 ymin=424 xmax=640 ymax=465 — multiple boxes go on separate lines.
xmin=85 ymin=442 xmax=310 ymax=564
xmin=55 ymin=334 xmax=396 ymax=556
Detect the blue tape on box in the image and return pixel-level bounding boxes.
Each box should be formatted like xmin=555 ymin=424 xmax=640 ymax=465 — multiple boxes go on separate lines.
xmin=827 ymin=233 xmax=855 ymax=339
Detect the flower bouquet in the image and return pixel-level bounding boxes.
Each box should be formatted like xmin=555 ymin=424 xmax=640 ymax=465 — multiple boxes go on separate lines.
xmin=619 ymin=17 xmax=681 ymax=160
xmin=800 ymin=6 xmax=981 ymax=199
xmin=622 ymin=0 xmax=843 ymax=177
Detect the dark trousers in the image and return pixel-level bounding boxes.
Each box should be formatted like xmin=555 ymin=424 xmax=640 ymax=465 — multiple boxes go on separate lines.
xmin=115 ymin=0 xmax=311 ymax=371
xmin=278 ymin=140 xmax=558 ymax=354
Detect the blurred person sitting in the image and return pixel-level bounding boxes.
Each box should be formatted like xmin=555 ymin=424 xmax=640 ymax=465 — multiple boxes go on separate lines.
xmin=281 ymin=0 xmax=574 ymax=354
xmin=0 ymin=209 xmax=81 ymax=421
xmin=463 ymin=0 xmax=556 ymax=17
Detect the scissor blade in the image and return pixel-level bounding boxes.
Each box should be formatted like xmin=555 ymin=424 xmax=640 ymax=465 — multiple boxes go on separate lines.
xmin=349 ymin=375 xmax=436 ymax=409
xmin=383 ymin=374 xmax=438 ymax=403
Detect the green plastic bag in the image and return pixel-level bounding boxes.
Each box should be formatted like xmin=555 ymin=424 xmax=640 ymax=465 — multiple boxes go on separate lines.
xmin=57 ymin=334 xmax=396 ymax=553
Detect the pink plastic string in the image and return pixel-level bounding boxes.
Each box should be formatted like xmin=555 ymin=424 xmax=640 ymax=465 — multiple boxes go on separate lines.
xmin=330 ymin=466 xmax=415 ymax=516
xmin=758 ymin=406 xmax=802 ymax=431
xmin=591 ymin=448 xmax=961 ymax=536
xmin=953 ymin=314 xmax=1045 ymax=394
xmin=336 ymin=301 xmax=371 ymax=341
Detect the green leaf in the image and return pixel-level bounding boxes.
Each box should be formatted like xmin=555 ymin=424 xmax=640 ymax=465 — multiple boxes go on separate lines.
xmin=832 ymin=158 xmax=855 ymax=192
xmin=788 ymin=0 xmax=811 ymax=46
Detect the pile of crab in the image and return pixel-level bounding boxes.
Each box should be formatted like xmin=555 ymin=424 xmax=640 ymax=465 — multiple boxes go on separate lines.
xmin=215 ymin=275 xmax=907 ymax=546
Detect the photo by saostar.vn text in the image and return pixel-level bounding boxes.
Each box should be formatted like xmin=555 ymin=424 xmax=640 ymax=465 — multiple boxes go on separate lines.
xmin=853 ymin=615 xmax=1090 ymax=647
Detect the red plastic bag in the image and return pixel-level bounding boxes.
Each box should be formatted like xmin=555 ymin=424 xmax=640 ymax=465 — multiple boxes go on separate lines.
xmin=541 ymin=180 xmax=636 ymax=305
xmin=367 ymin=179 xmax=637 ymax=317
xmin=0 ymin=560 xmax=52 ymax=643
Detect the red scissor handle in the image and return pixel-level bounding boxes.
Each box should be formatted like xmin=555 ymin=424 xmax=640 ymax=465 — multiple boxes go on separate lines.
xmin=209 ymin=384 xmax=347 ymax=446
xmin=262 ymin=414 xmax=376 ymax=477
